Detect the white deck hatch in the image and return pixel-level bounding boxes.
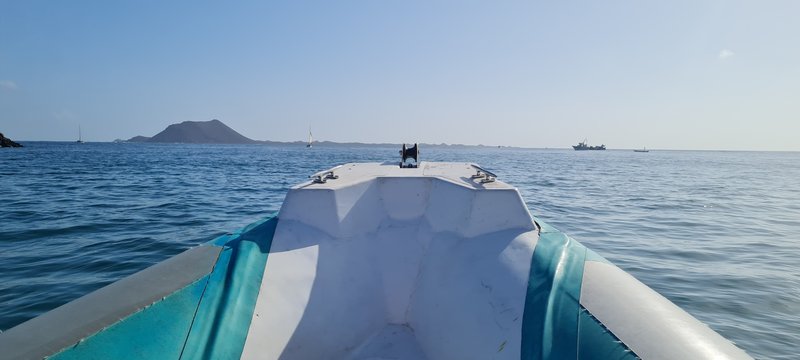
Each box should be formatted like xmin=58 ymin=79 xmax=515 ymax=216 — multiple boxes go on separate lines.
xmin=242 ymin=162 xmax=539 ymax=359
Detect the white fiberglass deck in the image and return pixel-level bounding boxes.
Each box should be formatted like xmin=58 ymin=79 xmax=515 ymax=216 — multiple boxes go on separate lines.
xmin=241 ymin=162 xmax=539 ymax=359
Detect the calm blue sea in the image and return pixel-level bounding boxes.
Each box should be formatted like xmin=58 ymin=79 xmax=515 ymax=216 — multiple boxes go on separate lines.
xmin=1 ymin=142 xmax=798 ymax=359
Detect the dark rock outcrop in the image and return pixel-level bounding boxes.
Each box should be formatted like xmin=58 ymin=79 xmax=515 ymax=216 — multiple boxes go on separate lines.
xmin=0 ymin=133 xmax=23 ymax=147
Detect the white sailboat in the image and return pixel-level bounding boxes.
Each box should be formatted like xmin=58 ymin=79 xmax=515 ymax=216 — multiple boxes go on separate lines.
xmin=306 ymin=127 xmax=313 ymax=148
xmin=76 ymin=125 xmax=84 ymax=144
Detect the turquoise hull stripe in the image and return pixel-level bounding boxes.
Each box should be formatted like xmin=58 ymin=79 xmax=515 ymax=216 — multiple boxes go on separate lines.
xmin=46 ymin=215 xmax=278 ymax=360
xmin=49 ymin=276 xmax=211 ymax=360
xmin=521 ymin=219 xmax=638 ymax=359
xmin=181 ymin=215 xmax=278 ymax=359
xmin=577 ymin=307 xmax=639 ymax=359
xmin=521 ymin=219 xmax=587 ymax=360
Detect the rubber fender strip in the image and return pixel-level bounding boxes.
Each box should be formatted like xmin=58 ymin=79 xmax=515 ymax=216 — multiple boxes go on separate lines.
xmin=576 ymin=306 xmax=640 ymax=360
xmin=180 ymin=215 xmax=279 ymax=360
xmin=49 ymin=275 xmax=212 ymax=360
xmin=521 ymin=220 xmax=587 ymax=360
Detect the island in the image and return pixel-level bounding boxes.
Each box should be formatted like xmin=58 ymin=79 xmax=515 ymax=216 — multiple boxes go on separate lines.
xmin=128 ymin=119 xmax=256 ymax=144
xmin=127 ymin=119 xmax=526 ymax=149
xmin=0 ymin=132 xmax=23 ymax=147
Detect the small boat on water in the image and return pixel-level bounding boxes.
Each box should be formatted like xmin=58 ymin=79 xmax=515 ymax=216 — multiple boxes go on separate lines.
xmin=0 ymin=145 xmax=750 ymax=359
xmin=634 ymin=147 xmax=649 ymax=153
xmin=76 ymin=125 xmax=84 ymax=144
xmin=573 ymin=139 xmax=605 ymax=150
xmin=306 ymin=128 xmax=313 ymax=148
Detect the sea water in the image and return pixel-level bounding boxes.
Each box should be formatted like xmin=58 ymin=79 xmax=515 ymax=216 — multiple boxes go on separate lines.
xmin=1 ymin=142 xmax=798 ymax=359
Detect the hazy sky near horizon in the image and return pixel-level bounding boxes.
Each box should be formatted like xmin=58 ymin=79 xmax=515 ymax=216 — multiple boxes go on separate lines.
xmin=1 ymin=1 xmax=799 ymax=150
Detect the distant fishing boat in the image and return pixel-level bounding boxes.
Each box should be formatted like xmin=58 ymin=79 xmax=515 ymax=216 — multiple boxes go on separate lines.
xmin=634 ymin=147 xmax=649 ymax=153
xmin=76 ymin=125 xmax=84 ymax=144
xmin=0 ymin=144 xmax=751 ymax=359
xmin=573 ymin=139 xmax=605 ymax=150
xmin=306 ymin=127 xmax=313 ymax=148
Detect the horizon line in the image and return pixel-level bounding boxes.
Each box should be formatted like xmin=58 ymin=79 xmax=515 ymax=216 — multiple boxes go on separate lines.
xmin=8 ymin=140 xmax=799 ymax=153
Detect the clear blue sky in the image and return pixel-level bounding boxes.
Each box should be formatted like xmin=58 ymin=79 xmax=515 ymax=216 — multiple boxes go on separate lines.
xmin=1 ymin=1 xmax=798 ymax=150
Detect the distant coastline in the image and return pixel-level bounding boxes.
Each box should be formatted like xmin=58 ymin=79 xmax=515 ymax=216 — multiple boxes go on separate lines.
xmin=17 ymin=120 xmax=793 ymax=151
xmin=126 ymin=139 xmax=530 ymax=150
xmin=10 ymin=141 xmax=800 ymax=152
xmin=123 ymin=119 xmax=529 ymax=149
